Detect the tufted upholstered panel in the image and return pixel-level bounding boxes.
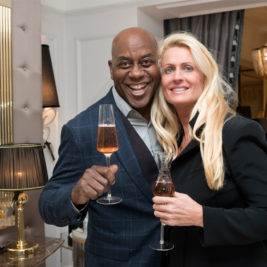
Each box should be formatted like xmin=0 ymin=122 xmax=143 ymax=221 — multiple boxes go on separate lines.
xmin=12 ymin=0 xmax=42 ymax=143
xmin=0 ymin=0 xmax=45 ymax=248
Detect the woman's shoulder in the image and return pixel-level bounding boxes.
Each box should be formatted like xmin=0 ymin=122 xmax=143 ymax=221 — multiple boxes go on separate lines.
xmin=224 ymin=114 xmax=260 ymax=130
xmin=223 ymin=114 xmax=266 ymax=143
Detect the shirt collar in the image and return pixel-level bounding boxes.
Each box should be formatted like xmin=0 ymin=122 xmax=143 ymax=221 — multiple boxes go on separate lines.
xmin=112 ymin=86 xmax=132 ymax=117
xmin=112 ymin=86 xmax=148 ymax=121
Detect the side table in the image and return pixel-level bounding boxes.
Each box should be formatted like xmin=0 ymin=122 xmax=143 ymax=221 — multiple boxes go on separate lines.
xmin=0 ymin=237 xmax=64 ymax=266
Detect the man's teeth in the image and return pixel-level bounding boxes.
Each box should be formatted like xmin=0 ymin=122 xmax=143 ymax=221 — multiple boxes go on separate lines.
xmin=129 ymin=84 xmax=146 ymax=89
xmin=128 ymin=84 xmax=147 ymax=96
xmin=132 ymin=89 xmax=145 ymax=96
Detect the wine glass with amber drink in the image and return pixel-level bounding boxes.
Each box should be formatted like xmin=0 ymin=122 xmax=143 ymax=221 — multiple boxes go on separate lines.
xmin=150 ymin=151 xmax=175 ymax=251
xmin=96 ymin=104 xmax=122 ymax=205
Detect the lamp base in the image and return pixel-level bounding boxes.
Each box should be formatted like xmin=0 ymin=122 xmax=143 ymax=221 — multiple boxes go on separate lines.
xmin=7 ymin=241 xmax=39 ymax=257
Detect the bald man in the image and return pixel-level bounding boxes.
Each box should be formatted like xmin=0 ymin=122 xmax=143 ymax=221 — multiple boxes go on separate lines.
xmin=39 ymin=27 xmax=165 ymax=266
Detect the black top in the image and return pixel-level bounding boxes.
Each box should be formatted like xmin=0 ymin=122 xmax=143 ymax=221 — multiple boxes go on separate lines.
xmin=168 ymin=115 xmax=267 ymax=267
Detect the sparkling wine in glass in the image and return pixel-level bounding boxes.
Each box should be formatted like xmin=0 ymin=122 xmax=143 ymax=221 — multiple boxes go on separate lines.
xmin=150 ymin=151 xmax=175 ymax=251
xmin=96 ymin=104 xmax=122 ymax=205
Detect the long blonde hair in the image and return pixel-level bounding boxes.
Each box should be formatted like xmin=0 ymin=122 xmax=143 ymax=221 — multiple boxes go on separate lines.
xmin=151 ymin=32 xmax=236 ymax=190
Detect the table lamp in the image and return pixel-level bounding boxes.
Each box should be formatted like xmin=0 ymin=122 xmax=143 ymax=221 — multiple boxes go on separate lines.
xmin=0 ymin=144 xmax=48 ymax=257
xmin=42 ymin=44 xmax=59 ymax=109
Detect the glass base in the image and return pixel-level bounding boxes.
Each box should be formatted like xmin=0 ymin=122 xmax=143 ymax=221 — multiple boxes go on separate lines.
xmin=149 ymin=241 xmax=174 ymax=251
xmin=96 ymin=196 xmax=122 ymax=205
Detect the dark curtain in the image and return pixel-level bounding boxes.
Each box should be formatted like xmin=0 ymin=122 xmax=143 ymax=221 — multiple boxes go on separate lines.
xmin=164 ymin=10 xmax=244 ymax=91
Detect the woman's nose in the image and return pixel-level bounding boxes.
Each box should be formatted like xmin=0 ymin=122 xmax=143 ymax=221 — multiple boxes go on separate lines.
xmin=172 ymin=69 xmax=183 ymax=82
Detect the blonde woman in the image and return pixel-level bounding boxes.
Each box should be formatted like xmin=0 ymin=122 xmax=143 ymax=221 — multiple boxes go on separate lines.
xmin=151 ymin=32 xmax=267 ymax=267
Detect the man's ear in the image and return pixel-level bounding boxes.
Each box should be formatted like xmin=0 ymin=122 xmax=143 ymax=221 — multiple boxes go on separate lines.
xmin=108 ymin=60 xmax=113 ymax=80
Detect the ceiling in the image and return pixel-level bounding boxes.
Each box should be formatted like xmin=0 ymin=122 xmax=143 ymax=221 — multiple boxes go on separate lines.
xmin=41 ymin=0 xmax=267 ymax=15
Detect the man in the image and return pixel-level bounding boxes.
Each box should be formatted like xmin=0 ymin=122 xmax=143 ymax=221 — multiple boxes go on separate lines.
xmin=39 ymin=27 xmax=163 ymax=266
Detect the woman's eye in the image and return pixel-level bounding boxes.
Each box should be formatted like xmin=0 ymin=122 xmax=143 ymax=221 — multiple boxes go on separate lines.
xmin=164 ymin=67 xmax=174 ymax=74
xmin=184 ymin=65 xmax=193 ymax=72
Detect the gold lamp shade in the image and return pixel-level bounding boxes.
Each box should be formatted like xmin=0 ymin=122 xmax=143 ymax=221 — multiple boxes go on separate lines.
xmin=0 ymin=144 xmax=48 ymax=191
xmin=252 ymin=45 xmax=267 ymax=77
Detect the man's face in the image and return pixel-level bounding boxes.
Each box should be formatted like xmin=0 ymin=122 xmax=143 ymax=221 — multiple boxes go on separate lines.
xmin=108 ymin=32 xmax=160 ymax=119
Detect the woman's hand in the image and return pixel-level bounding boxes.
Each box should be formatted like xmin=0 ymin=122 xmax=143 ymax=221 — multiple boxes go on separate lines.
xmin=152 ymin=192 xmax=204 ymax=227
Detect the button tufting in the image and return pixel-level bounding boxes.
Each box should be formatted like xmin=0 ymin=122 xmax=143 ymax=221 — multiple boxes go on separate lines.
xmin=20 ymin=25 xmax=26 ymax=32
xmin=21 ymin=65 xmax=27 ymax=71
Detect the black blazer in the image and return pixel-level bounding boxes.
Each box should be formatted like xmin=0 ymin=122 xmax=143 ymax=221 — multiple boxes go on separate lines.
xmin=168 ymin=115 xmax=267 ymax=267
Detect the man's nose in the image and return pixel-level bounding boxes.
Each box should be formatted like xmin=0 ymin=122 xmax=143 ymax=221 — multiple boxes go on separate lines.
xmin=129 ymin=64 xmax=144 ymax=79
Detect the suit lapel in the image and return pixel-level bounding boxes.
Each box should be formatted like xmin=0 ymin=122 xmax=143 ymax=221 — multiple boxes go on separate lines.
xmin=120 ymin=113 xmax=158 ymax=187
xmin=115 ymin=110 xmax=155 ymax=201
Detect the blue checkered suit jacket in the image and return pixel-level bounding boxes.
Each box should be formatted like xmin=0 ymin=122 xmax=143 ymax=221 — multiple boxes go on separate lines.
xmin=39 ymin=89 xmax=163 ymax=266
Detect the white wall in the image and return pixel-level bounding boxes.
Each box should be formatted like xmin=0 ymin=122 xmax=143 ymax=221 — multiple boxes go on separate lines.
xmin=65 ymin=6 xmax=140 ymax=114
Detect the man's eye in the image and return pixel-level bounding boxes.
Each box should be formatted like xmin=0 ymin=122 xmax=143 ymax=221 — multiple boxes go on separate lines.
xmin=184 ymin=65 xmax=193 ymax=72
xmin=141 ymin=59 xmax=153 ymax=67
xmin=119 ymin=62 xmax=130 ymax=68
xmin=164 ymin=67 xmax=174 ymax=74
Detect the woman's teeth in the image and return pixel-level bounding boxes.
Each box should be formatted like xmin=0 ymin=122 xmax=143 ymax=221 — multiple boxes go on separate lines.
xmin=172 ymin=88 xmax=186 ymax=93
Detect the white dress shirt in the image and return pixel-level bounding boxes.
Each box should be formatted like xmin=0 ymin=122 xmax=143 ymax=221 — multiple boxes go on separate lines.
xmin=112 ymin=87 xmax=162 ymax=164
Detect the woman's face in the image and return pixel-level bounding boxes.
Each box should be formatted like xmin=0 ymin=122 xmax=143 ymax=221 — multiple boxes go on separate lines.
xmin=161 ymin=46 xmax=205 ymax=112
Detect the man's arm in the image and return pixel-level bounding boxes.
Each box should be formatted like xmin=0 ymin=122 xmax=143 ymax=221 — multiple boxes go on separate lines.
xmin=39 ymin=123 xmax=117 ymax=226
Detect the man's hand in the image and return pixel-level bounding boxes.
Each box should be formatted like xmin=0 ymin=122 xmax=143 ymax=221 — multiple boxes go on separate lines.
xmin=71 ymin=164 xmax=118 ymax=205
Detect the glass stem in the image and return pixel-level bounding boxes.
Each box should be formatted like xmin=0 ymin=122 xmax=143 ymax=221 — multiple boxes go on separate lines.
xmin=160 ymin=222 xmax=165 ymax=245
xmin=105 ymin=154 xmax=112 ymax=199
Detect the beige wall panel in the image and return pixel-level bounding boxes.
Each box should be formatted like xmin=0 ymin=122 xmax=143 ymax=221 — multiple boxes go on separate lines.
xmin=12 ymin=0 xmax=42 ymax=143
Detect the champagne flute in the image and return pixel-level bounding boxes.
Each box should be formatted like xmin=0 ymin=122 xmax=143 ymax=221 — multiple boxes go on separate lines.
xmin=150 ymin=151 xmax=175 ymax=251
xmin=96 ymin=104 xmax=122 ymax=205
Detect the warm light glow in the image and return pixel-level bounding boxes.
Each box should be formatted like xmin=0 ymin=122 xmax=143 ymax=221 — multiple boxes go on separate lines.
xmin=43 ymin=107 xmax=57 ymax=143
xmin=252 ymin=45 xmax=267 ymax=77
xmin=16 ymin=172 xmax=23 ymax=178
xmin=42 ymin=44 xmax=59 ymax=108
xmin=0 ymin=144 xmax=48 ymax=190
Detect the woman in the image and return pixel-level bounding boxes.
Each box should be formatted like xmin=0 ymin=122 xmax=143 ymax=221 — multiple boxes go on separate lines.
xmin=151 ymin=32 xmax=267 ymax=267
